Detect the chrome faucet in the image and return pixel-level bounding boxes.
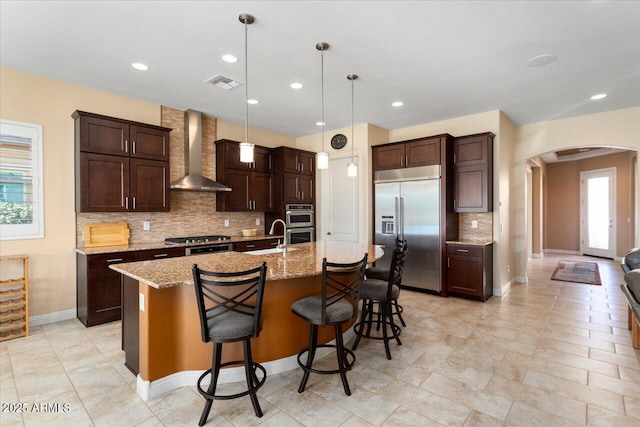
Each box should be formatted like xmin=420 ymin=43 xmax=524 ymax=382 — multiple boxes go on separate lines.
xmin=268 ymin=219 xmax=287 ymax=251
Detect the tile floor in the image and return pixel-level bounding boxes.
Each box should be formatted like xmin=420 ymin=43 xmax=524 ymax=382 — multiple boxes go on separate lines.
xmin=1 ymin=254 xmax=639 ymax=426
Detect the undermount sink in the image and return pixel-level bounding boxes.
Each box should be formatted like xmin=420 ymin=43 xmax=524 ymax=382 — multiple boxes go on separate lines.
xmin=245 ymin=247 xmax=298 ymax=255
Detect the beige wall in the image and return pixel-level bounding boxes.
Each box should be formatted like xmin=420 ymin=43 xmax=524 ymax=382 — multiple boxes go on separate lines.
xmin=0 ymin=67 xmax=161 ymax=317
xmin=499 ymin=112 xmax=518 ymax=286
xmin=216 ymin=119 xmax=296 ymax=148
xmin=545 ymin=152 xmax=634 ymax=257
xmin=531 ymin=166 xmax=543 ymax=256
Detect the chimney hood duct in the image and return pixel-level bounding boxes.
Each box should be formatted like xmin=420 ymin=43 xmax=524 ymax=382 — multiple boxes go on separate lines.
xmin=170 ymin=110 xmax=231 ymax=192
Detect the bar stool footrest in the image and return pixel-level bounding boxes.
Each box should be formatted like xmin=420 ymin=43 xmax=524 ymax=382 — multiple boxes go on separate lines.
xmin=353 ymin=320 xmax=402 ymax=341
xmin=297 ymin=344 xmax=356 ymax=375
xmin=197 ymin=360 xmax=266 ymax=400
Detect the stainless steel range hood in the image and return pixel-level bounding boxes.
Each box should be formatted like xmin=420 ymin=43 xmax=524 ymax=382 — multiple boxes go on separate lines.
xmin=170 ymin=110 xmax=231 ymax=192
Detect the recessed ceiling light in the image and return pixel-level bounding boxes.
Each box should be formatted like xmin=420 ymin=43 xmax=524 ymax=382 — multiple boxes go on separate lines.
xmin=247 ymin=99 xmax=258 ymax=105
xmin=222 ymin=54 xmax=238 ymax=63
xmin=290 ymin=82 xmax=303 ymax=89
xmin=392 ymin=101 xmax=403 ymax=107
xmin=527 ymin=54 xmax=557 ymax=67
xmin=131 ymin=62 xmax=149 ymax=71
xmin=316 ymin=121 xmax=325 ymax=126
xmin=590 ymin=93 xmax=607 ymax=100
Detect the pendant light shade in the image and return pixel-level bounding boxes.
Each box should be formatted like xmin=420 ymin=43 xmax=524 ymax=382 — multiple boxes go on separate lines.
xmin=347 ymin=74 xmax=358 ymax=177
xmin=239 ymin=13 xmax=254 ymax=163
xmin=316 ymin=42 xmax=329 ymax=170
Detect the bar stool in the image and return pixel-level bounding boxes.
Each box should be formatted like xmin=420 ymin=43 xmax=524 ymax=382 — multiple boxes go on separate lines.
xmin=192 ymin=262 xmax=267 ymax=425
xmin=353 ymin=245 xmax=408 ymax=359
xmin=291 ymin=254 xmax=368 ymax=396
xmin=365 ymin=239 xmax=407 ymax=326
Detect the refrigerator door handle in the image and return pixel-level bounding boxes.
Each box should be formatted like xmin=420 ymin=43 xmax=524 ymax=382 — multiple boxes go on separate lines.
xmin=395 ymin=197 xmax=400 ymax=239
xmin=399 ymin=197 xmax=405 ymax=240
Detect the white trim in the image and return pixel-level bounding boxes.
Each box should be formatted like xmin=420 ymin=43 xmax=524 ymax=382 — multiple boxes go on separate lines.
xmin=29 ymin=308 xmax=76 ymax=326
xmin=580 ymin=167 xmax=617 ymax=259
xmin=515 ymin=275 xmax=528 ymax=284
xmin=544 ymin=248 xmax=581 ymax=255
xmin=532 ymin=253 xmax=543 ymax=259
xmin=493 ymin=279 xmax=514 ymax=297
xmin=137 ymin=328 xmax=355 ymax=401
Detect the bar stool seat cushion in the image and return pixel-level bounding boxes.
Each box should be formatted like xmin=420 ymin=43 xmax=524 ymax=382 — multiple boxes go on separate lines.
xmin=365 ymin=267 xmax=387 ymax=281
xmin=207 ymin=307 xmax=260 ymax=341
xmin=292 ymin=295 xmax=353 ymax=325
xmin=361 ymin=279 xmax=399 ymax=301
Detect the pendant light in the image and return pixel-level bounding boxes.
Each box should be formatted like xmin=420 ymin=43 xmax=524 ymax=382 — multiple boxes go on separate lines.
xmin=239 ymin=13 xmax=254 ymax=163
xmin=316 ymin=42 xmax=329 ymax=170
xmin=347 ymin=74 xmax=358 ymax=177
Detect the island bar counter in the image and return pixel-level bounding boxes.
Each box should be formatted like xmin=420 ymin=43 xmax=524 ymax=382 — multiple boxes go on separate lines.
xmin=111 ymin=241 xmax=383 ymax=400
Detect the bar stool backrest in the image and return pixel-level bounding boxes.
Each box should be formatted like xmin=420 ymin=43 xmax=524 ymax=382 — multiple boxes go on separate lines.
xmin=321 ymin=254 xmax=369 ymax=325
xmin=386 ymin=245 xmax=408 ymax=299
xmin=192 ymin=262 xmax=267 ymax=343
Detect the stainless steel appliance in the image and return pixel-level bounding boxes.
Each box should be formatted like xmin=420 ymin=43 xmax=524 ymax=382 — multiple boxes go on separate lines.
xmin=286 ymin=227 xmax=315 ymax=245
xmin=165 ymin=235 xmax=232 ymax=256
xmin=285 ymin=204 xmax=314 ymax=228
xmin=374 ymin=165 xmax=441 ymax=292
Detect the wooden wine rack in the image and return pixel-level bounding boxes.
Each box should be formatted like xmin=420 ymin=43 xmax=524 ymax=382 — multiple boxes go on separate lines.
xmin=0 ymin=255 xmax=29 ymax=341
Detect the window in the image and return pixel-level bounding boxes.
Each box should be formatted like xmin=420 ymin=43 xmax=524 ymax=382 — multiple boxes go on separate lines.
xmin=0 ymin=120 xmax=44 ymax=240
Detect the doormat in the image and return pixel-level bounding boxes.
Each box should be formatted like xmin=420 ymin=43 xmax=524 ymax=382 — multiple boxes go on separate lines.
xmin=551 ymin=260 xmax=601 ymax=285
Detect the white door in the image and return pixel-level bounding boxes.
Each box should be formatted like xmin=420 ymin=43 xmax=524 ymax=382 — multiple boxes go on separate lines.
xmin=581 ymin=167 xmax=616 ymax=258
xmin=320 ymin=155 xmax=359 ymax=242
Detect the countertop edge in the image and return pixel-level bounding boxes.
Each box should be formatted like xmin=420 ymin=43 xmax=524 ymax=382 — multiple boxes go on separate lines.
xmin=446 ymin=240 xmax=494 ymax=246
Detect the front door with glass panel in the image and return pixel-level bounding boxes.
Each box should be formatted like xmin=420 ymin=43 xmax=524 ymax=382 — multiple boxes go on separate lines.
xmin=581 ymin=168 xmax=616 ymax=259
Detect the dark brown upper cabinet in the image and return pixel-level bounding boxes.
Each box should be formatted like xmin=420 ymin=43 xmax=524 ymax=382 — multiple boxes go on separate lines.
xmin=215 ymin=140 xmax=275 ymax=212
xmin=372 ymin=136 xmax=441 ymax=171
xmin=73 ymin=111 xmax=171 ymax=213
xmin=453 ymin=132 xmax=494 ymax=212
xmin=277 ymin=147 xmax=315 ymax=176
xmin=272 ymin=147 xmax=316 ymax=204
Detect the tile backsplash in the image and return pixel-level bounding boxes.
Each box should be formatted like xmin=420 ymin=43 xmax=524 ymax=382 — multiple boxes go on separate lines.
xmin=458 ymin=212 xmax=493 ymax=241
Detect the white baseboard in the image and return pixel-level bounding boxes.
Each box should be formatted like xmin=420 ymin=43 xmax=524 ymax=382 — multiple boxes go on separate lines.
xmin=515 ymin=275 xmax=528 ymax=284
xmin=137 ymin=328 xmax=355 ymax=402
xmin=29 ymin=308 xmax=77 ymax=327
xmin=494 ymin=279 xmax=514 ymax=297
xmin=544 ymin=249 xmax=580 ymax=255
xmin=532 ymin=253 xmax=543 ymax=259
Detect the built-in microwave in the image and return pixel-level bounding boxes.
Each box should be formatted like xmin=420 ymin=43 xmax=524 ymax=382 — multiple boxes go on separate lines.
xmin=286 ymin=227 xmax=315 ymax=245
xmin=285 ymin=204 xmax=314 ymax=228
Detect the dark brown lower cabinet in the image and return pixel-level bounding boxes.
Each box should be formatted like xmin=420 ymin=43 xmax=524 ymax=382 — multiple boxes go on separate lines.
xmin=234 ymin=238 xmax=280 ymax=252
xmin=77 ymin=247 xmax=185 ymax=327
xmin=446 ymin=243 xmax=493 ymax=301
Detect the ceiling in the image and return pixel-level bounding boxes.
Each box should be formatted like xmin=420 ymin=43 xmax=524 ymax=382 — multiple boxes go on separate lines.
xmin=1 ymin=1 xmax=639 ymax=138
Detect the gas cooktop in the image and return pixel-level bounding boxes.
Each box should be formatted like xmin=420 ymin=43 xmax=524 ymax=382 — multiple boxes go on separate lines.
xmin=165 ymin=235 xmax=231 ymax=244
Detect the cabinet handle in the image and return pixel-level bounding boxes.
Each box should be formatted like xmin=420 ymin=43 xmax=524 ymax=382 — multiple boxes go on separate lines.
xmin=453 ymin=199 xmax=456 ymax=209
xmin=154 ymin=254 xmax=168 ymax=258
xmin=400 ymin=156 xmax=404 ymax=167
xmin=301 ymin=191 xmax=304 ymax=200
xmin=132 ymin=197 xmax=136 ymax=210
xmin=453 ymin=154 xmax=456 ymax=164
xmin=124 ymin=140 xmax=128 ymax=153
xmin=457 ymin=249 xmax=470 ymax=253
xmin=405 ymin=155 xmax=408 ymax=167
xmin=107 ymin=258 xmax=124 ymax=263
xmin=300 ymin=163 xmax=304 ymax=173
xmin=132 ymin=141 xmax=136 ymax=153
xmin=270 ymin=242 xmax=278 ymax=246
xmin=447 ymin=257 xmax=450 ymax=268
xmin=246 ymin=244 xmax=256 ymax=248
xmin=125 ymin=196 xmax=129 ymax=210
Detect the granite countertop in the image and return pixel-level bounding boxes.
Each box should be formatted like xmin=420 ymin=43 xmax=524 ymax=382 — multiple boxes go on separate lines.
xmin=110 ymin=241 xmax=384 ymax=289
xmin=75 ymin=234 xmax=285 ymax=255
xmin=446 ymin=239 xmax=494 ymax=246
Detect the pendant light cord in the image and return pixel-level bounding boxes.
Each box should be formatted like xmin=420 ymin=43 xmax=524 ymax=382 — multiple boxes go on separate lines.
xmin=321 ymin=49 xmax=325 ymax=153
xmin=244 ymin=20 xmax=249 ymax=145
xmin=351 ymin=77 xmax=354 ymax=161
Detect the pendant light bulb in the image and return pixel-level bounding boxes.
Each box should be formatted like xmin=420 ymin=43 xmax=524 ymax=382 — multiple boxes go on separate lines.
xmin=316 ymin=42 xmax=329 ymax=170
xmin=347 ymin=74 xmax=358 ymax=178
xmin=239 ymin=13 xmax=255 ymax=163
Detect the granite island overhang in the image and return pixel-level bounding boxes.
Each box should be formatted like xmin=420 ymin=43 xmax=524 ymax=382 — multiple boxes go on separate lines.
xmin=110 ymin=241 xmax=383 ymax=401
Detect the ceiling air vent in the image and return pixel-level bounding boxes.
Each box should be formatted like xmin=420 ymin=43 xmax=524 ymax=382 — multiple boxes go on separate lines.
xmin=204 ymin=74 xmax=241 ymax=90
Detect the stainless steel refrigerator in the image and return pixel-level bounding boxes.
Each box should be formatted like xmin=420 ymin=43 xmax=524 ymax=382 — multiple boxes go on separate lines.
xmin=374 ymin=165 xmax=441 ymax=292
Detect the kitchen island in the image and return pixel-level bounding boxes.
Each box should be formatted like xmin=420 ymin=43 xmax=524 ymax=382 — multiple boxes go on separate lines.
xmin=110 ymin=241 xmax=383 ymax=401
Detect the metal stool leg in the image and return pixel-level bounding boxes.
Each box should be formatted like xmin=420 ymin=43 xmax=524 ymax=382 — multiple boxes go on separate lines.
xmin=243 ymin=339 xmax=263 ymax=418
xmin=335 ymin=323 xmax=351 ymax=396
xmin=298 ymin=324 xmax=318 ymax=393
xmin=199 ymin=342 xmax=222 ymax=426
xmin=394 ymin=299 xmax=406 ymax=327
xmin=352 ymin=299 xmax=368 ymax=351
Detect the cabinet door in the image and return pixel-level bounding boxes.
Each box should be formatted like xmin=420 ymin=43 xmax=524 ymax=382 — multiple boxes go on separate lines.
xmin=283 ymin=173 xmax=300 ymax=202
xmin=251 ymin=172 xmax=274 ymax=212
xmin=222 ymin=141 xmax=247 ymax=170
xmin=86 ymin=252 xmax=137 ymax=326
xmin=130 ymin=126 xmax=169 ymax=161
xmin=79 ymin=115 xmax=130 ymax=156
xmin=406 ymin=138 xmax=440 ymax=167
xmin=298 ymin=151 xmax=315 ymax=175
xmin=454 ymin=164 xmax=490 ymax=212
xmin=222 ymin=170 xmax=251 ymax=211
xmin=282 ymin=149 xmax=301 ymax=173
xmin=137 ymin=247 xmax=185 ymax=260
xmin=253 ymin=146 xmax=273 ymax=173
xmin=298 ymin=175 xmax=314 ymax=203
xmin=372 ymin=144 xmax=405 ymax=171
xmin=447 ymin=252 xmax=482 ymax=296
xmin=454 ymin=135 xmax=489 ymax=166
xmin=130 ymin=159 xmax=170 ymax=212
xmin=79 ymin=153 xmax=129 ymax=212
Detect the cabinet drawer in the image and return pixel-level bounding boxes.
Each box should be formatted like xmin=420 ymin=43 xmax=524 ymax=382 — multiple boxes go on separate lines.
xmin=234 ymin=239 xmax=280 ymax=252
xmin=137 ymin=247 xmax=185 ymax=260
xmin=447 ymin=245 xmax=482 ymax=257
